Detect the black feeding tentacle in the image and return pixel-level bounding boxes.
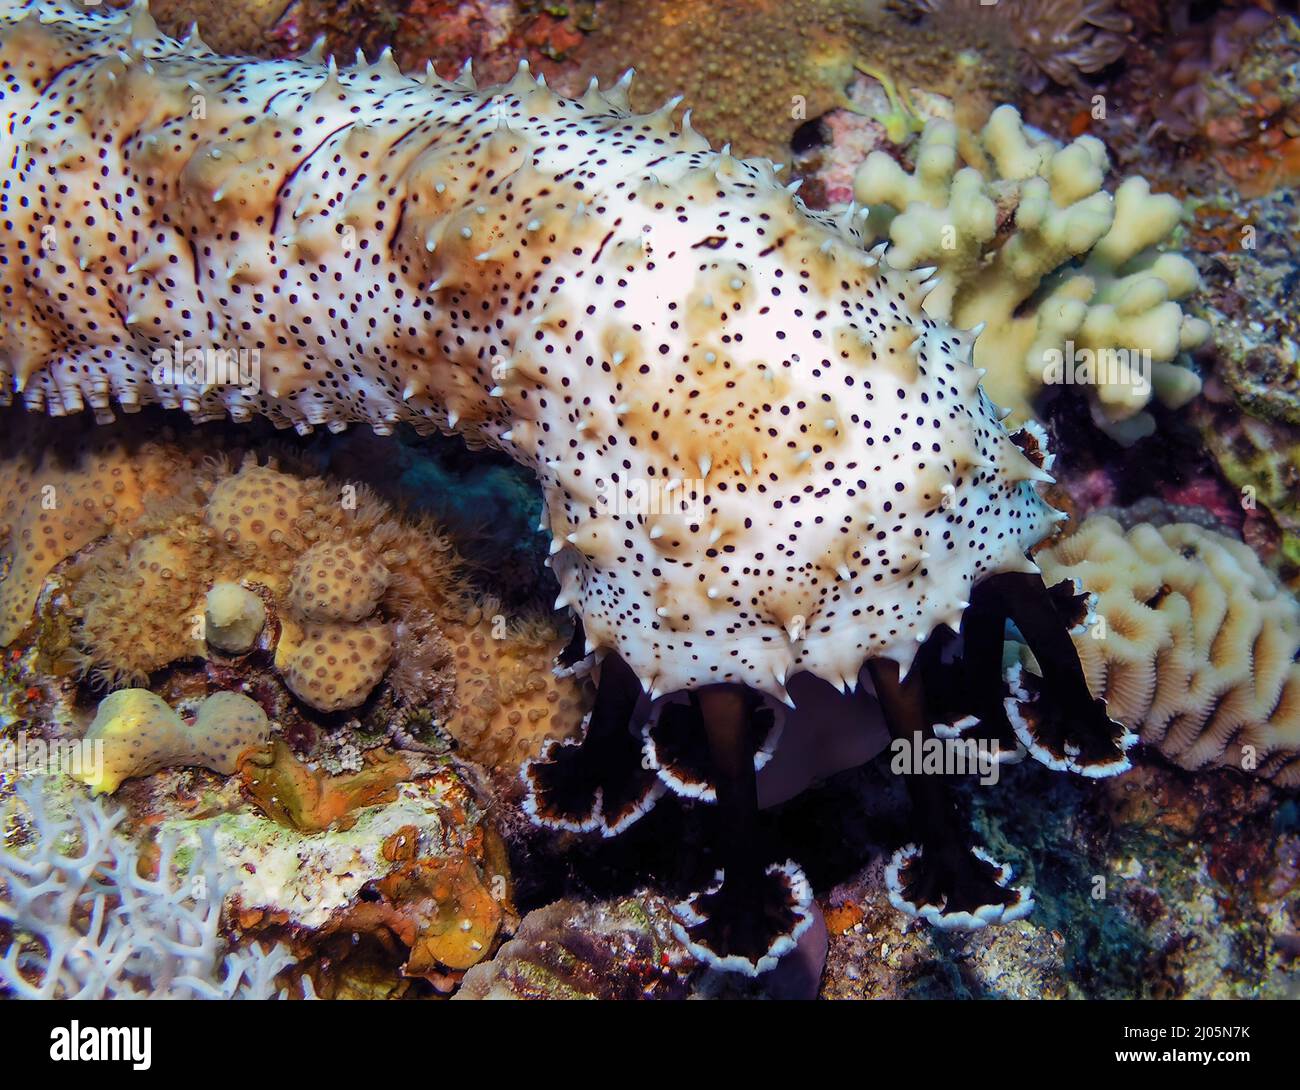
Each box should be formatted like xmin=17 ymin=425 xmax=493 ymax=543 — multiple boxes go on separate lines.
xmin=669 ymin=686 xmax=813 ymax=976
xmin=520 ymin=652 xmax=664 ymax=836
xmin=990 ymin=570 xmax=1136 ymax=778
xmin=869 ymin=656 xmax=1034 ymax=930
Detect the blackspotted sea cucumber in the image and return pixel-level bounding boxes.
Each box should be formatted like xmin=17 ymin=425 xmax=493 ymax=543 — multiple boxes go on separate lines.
xmin=0 ymin=0 xmax=1134 ymax=976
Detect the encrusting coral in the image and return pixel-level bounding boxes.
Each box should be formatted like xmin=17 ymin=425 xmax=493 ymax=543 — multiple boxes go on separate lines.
xmin=287 ymin=541 xmax=392 ymax=623
xmin=562 ymin=0 xmax=1019 ymax=163
xmin=77 ymin=687 xmax=271 ymax=794
xmin=160 ymin=768 xmax=515 ymax=986
xmin=895 ymin=0 xmax=1133 ymax=90
xmin=0 ymin=435 xmax=154 ymax=647
xmin=1031 ymin=516 xmax=1300 ymax=785
xmin=855 ymin=105 xmax=1209 ymax=438
xmin=0 ymin=417 xmax=589 ymax=772
xmin=0 ymin=779 xmax=296 ymax=998
xmin=0 ymin=0 xmax=1139 ymax=976
xmin=447 ymin=605 xmax=591 ymax=772
xmin=276 ymin=617 xmax=396 ymax=713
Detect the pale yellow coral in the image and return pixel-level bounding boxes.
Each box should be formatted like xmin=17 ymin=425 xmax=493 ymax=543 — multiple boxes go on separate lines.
xmin=0 ymin=439 xmax=152 ymax=646
xmin=69 ymin=528 xmax=209 ymax=685
xmin=1034 ymin=517 xmax=1300 ymax=785
xmin=287 ymin=540 xmax=391 ymax=623
xmin=204 ymin=581 xmax=267 ymax=654
xmin=444 ymin=606 xmax=589 ymax=774
xmin=855 ymin=106 xmax=1209 ymax=438
xmin=204 ymin=462 xmax=310 ymax=568
xmin=77 ymin=687 xmax=271 ymax=794
xmin=276 ymin=617 xmax=395 ymax=713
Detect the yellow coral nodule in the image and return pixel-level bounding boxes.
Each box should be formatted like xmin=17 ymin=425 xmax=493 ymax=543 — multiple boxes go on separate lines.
xmin=77 ymin=687 xmax=271 ymax=794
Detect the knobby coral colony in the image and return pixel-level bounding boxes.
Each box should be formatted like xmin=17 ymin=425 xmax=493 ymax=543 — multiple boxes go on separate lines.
xmin=0 ymin=0 xmax=1137 ymax=978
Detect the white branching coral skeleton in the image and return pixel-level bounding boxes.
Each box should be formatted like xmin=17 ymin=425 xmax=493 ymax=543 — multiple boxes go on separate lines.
xmin=0 ymin=780 xmax=296 ymax=998
xmin=0 ymin=0 xmax=1137 ymax=976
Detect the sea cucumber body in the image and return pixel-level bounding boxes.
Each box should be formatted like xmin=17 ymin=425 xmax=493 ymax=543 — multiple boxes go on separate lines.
xmin=1 ymin=0 xmax=1058 ymax=699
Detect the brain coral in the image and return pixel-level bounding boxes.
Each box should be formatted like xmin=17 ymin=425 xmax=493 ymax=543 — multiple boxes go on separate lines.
xmin=1032 ymin=516 xmax=1300 ymax=786
xmin=855 ymin=106 xmax=1209 ymax=438
xmin=1 ymin=0 xmax=1063 ymax=704
xmin=78 ymin=687 xmax=271 ymax=794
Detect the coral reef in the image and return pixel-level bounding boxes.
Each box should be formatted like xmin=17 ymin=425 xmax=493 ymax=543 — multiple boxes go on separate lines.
xmin=146 ymin=0 xmax=295 ymax=56
xmin=0 ymin=435 xmax=154 ymax=647
xmin=1032 ymin=515 xmax=1300 ymax=784
xmin=277 ymin=617 xmax=395 ymax=713
xmin=0 ymin=418 xmax=589 ymax=773
xmin=562 ymin=0 xmax=958 ymax=162
xmin=1186 ymin=182 xmax=1300 ymax=577
xmin=163 ymin=769 xmax=515 ymax=987
xmin=0 ymin=779 xmax=295 ymax=997
xmin=239 ymin=738 xmax=412 ymax=833
xmin=855 ymin=106 xmax=1209 ymax=436
xmin=816 ymin=756 xmax=1298 ymax=999
xmin=456 ymin=893 xmax=693 ymax=999
xmin=1159 ymin=8 xmax=1300 ymax=199
xmin=0 ymin=0 xmax=1295 ymax=999
xmin=287 ymin=541 xmax=391 ymax=623
xmin=79 ymin=687 xmax=271 ymax=794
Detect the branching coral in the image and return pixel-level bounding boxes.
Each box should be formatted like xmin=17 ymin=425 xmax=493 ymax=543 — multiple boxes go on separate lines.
xmin=896 ymin=0 xmax=1133 ymax=89
xmin=855 ymin=106 xmax=1209 ymax=437
xmin=0 ymin=779 xmax=295 ymax=997
xmin=1031 ymin=516 xmax=1300 ymax=785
